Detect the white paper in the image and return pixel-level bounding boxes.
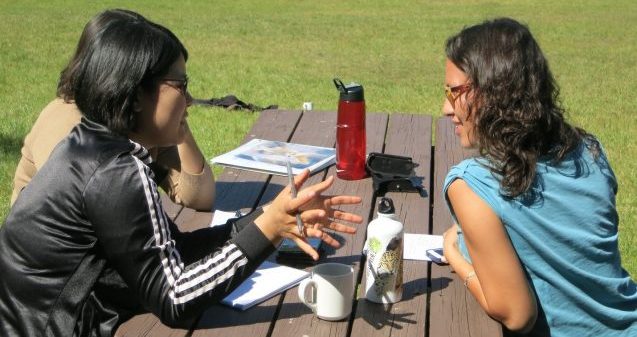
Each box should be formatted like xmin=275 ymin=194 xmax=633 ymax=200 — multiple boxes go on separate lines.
xmin=222 ymin=261 xmax=309 ymax=310
xmin=403 ymin=233 xmax=443 ymax=261
xmin=209 ymin=210 xmax=243 ymax=228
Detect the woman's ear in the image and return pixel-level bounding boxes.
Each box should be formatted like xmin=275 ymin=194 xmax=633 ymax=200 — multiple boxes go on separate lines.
xmin=133 ymin=87 xmax=145 ymax=113
xmin=129 ymin=87 xmax=149 ymax=132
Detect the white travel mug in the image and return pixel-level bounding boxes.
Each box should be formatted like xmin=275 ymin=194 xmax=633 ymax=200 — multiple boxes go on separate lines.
xmin=297 ymin=263 xmax=355 ymax=321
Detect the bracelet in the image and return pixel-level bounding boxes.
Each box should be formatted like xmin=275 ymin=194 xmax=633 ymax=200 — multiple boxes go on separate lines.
xmin=464 ymin=270 xmax=476 ymax=287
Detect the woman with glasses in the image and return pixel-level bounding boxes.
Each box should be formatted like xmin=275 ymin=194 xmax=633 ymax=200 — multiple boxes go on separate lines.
xmin=441 ymin=18 xmax=636 ymax=336
xmin=11 ymin=9 xmax=215 ymax=211
xmin=0 ymin=10 xmax=362 ymax=337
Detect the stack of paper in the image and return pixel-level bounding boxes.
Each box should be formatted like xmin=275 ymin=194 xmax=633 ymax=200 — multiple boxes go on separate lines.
xmin=222 ymin=261 xmax=309 ymax=310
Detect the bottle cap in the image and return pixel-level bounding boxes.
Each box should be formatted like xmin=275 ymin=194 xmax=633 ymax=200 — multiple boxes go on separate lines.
xmin=377 ymin=197 xmax=395 ymax=214
xmin=333 ymin=78 xmax=364 ymax=102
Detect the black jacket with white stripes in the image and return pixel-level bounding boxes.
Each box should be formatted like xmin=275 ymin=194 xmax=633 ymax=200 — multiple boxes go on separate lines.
xmin=0 ymin=118 xmax=275 ymax=337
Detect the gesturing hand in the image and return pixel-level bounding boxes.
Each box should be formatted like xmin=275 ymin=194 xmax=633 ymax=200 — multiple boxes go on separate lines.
xmin=255 ymin=169 xmax=363 ymax=260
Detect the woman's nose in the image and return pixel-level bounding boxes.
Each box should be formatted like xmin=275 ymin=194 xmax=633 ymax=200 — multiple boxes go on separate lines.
xmin=442 ymin=98 xmax=454 ymax=117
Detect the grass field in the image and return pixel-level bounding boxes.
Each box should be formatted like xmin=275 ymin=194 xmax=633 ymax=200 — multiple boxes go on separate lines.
xmin=0 ymin=1 xmax=635 ymax=278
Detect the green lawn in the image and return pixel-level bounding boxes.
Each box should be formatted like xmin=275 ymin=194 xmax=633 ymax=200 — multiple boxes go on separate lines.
xmin=0 ymin=1 xmax=635 ymax=278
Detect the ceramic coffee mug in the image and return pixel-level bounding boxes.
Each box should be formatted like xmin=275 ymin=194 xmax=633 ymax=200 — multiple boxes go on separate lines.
xmin=297 ymin=262 xmax=355 ymax=321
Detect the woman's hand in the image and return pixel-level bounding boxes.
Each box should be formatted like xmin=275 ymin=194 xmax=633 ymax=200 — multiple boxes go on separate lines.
xmin=255 ymin=169 xmax=363 ymax=260
xmin=442 ymin=224 xmax=460 ymax=266
xmin=176 ymin=121 xmax=206 ymax=175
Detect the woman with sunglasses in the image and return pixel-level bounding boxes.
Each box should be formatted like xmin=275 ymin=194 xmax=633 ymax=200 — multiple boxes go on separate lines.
xmin=0 ymin=10 xmax=362 ymax=337
xmin=11 ymin=9 xmax=215 ymax=211
xmin=441 ymin=18 xmax=636 ymax=336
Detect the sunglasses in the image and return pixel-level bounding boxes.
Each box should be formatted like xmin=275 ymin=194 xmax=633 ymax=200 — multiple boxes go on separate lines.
xmin=162 ymin=76 xmax=189 ymax=96
xmin=444 ymin=83 xmax=471 ymax=109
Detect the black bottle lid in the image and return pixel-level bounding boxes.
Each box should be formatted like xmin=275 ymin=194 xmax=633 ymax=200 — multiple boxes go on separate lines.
xmin=333 ymin=78 xmax=364 ymax=102
xmin=377 ymin=197 xmax=395 ymax=214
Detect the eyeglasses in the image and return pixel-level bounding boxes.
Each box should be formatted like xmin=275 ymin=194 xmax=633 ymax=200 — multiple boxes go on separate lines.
xmin=162 ymin=76 xmax=189 ymax=96
xmin=444 ymin=83 xmax=471 ymax=109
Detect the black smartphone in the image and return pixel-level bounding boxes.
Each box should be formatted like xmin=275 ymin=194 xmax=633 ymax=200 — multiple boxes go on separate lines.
xmin=276 ymin=238 xmax=323 ymax=265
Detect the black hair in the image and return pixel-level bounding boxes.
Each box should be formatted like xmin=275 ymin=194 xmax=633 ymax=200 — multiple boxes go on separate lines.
xmin=73 ymin=12 xmax=188 ymax=135
xmin=57 ymin=9 xmax=146 ymax=101
xmin=445 ymin=18 xmax=596 ymax=198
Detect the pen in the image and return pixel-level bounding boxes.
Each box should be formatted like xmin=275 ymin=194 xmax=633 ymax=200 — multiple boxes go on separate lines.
xmin=286 ymin=159 xmax=305 ymax=237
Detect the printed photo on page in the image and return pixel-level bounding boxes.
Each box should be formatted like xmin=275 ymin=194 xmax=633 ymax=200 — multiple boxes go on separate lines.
xmin=211 ymin=139 xmax=336 ymax=176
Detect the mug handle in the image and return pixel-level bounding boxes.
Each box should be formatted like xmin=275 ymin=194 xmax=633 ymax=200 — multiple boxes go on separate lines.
xmin=297 ymin=278 xmax=317 ymax=313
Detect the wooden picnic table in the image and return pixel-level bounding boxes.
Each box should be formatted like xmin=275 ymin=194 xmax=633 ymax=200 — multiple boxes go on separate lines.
xmin=115 ymin=110 xmax=503 ymax=337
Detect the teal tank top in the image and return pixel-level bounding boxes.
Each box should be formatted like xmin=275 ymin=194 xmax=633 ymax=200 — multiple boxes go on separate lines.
xmin=444 ymin=141 xmax=637 ymax=337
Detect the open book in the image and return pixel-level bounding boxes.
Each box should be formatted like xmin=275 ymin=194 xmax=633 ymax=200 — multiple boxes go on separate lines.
xmin=221 ymin=261 xmax=309 ymax=310
xmin=210 ymin=139 xmax=336 ymax=176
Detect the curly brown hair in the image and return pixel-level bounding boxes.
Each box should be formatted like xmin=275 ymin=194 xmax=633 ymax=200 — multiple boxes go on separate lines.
xmin=445 ymin=18 xmax=597 ymax=198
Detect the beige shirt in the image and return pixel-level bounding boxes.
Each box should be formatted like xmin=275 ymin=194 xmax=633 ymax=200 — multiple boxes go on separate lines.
xmin=11 ymin=98 xmax=215 ymax=210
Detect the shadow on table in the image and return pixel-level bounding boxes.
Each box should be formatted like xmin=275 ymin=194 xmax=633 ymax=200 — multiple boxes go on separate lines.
xmin=353 ymin=275 xmax=443 ymax=331
xmin=195 ymin=301 xmax=312 ymax=329
xmin=194 ymin=276 xmax=452 ymax=330
xmin=214 ymin=181 xmax=282 ymax=211
xmin=353 ymin=275 xmax=453 ymax=330
xmin=430 ymin=276 xmax=453 ymax=293
xmin=356 ymin=300 xmax=417 ymax=330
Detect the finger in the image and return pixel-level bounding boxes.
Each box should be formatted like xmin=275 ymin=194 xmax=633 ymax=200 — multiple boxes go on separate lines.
xmin=299 ymin=208 xmax=361 ymax=230
xmin=286 ymin=189 xmax=317 ymax=214
xmin=301 ymin=175 xmax=335 ymax=195
xmin=299 ymin=209 xmax=328 ymax=224
xmin=326 ymin=195 xmax=363 ymax=206
xmin=322 ymin=221 xmax=357 ymax=234
xmin=305 ymin=228 xmax=341 ymax=248
xmin=292 ymin=169 xmax=311 ymax=190
xmin=291 ymin=177 xmax=342 ymax=213
xmin=289 ymin=236 xmax=319 ymax=260
xmin=331 ymin=210 xmax=364 ymax=224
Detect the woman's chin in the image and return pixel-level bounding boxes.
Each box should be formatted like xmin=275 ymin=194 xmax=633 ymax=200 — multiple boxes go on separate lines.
xmin=460 ymin=138 xmax=477 ymax=149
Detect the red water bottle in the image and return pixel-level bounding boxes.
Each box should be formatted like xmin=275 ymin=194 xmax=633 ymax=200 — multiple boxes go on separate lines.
xmin=334 ymin=78 xmax=367 ymax=180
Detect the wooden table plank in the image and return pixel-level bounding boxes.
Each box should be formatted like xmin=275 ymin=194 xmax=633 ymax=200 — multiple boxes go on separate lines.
xmin=351 ymin=113 xmax=432 ymax=337
xmin=270 ymin=112 xmax=389 ymax=337
xmin=429 ymin=117 xmax=502 ymax=337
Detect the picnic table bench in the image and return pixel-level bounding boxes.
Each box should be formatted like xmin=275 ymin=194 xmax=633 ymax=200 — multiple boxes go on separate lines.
xmin=115 ymin=109 xmax=503 ymax=337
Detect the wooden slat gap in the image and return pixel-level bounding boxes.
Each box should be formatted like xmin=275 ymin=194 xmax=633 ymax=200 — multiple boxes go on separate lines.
xmin=425 ymin=143 xmax=437 ymax=337
xmin=285 ymin=109 xmax=304 ymax=143
xmin=249 ymin=174 xmax=274 ymax=212
xmin=266 ymin=293 xmax=288 ymax=337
